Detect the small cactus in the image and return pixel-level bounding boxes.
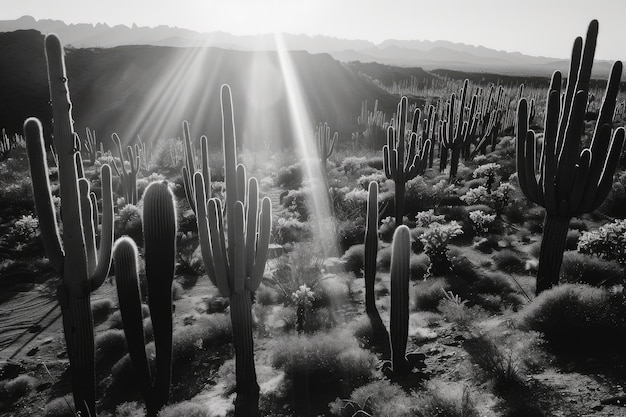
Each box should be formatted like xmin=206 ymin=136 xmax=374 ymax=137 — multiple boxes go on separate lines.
xmin=111 ymin=132 xmax=140 ymax=205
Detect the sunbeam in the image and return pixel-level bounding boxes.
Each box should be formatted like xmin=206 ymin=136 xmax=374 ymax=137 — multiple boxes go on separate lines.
xmin=273 ymin=32 xmax=338 ymax=257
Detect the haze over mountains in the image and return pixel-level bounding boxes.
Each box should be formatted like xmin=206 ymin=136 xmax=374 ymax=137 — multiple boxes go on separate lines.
xmin=0 ymin=15 xmax=615 ymax=76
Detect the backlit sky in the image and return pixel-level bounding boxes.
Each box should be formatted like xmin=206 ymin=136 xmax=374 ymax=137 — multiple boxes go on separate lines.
xmin=4 ymin=0 xmax=626 ymax=60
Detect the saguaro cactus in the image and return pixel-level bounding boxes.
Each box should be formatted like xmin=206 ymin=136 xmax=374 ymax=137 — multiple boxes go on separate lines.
xmin=441 ymin=79 xmax=478 ymax=180
xmin=113 ymin=181 xmax=176 ymax=417
xmin=181 ymin=120 xmax=211 ymax=214
xmin=383 ymin=97 xmax=431 ymax=227
xmin=516 ymin=20 xmax=624 ymax=294
xmin=364 ymin=181 xmax=391 ymax=357
xmin=84 ymin=127 xmax=97 ymax=165
xmin=194 ymin=85 xmax=271 ymax=417
xmin=316 ymin=122 xmax=337 ymax=176
xmin=111 ymin=132 xmax=141 ymax=205
xmin=389 ymin=225 xmax=411 ymax=373
xmin=24 ymin=34 xmax=114 ymax=417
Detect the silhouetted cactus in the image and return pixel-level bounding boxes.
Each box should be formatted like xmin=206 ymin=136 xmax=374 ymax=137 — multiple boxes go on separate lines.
xmin=194 ymin=85 xmax=271 ymax=417
xmin=316 ymin=122 xmax=337 ymax=176
xmin=441 ymin=79 xmax=477 ymax=180
xmin=111 ymin=132 xmax=140 ymax=205
xmin=113 ymin=181 xmax=176 ymax=417
xmin=23 ymin=34 xmax=114 ymax=417
xmin=383 ymin=96 xmax=431 ymax=226
xmin=364 ymin=181 xmax=391 ymax=357
xmin=84 ymin=127 xmax=97 ymax=165
xmin=516 ymin=20 xmax=625 ymax=294
xmin=389 ymin=225 xmax=411 ymax=373
xmin=181 ymin=120 xmax=210 ymax=214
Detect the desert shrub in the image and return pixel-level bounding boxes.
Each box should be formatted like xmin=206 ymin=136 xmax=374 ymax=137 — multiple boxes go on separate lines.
xmin=272 ymin=212 xmax=311 ymax=244
xmin=460 ymin=183 xmax=515 ymax=215
xmin=115 ymin=203 xmax=143 ymax=244
xmin=412 ymin=382 xmax=480 ymax=417
xmin=256 ymin=284 xmax=279 ymax=306
xmin=336 ymin=219 xmax=365 ymax=253
xmin=568 ymin=218 xmax=588 ymax=231
xmin=136 ymin=172 xmax=166 ymax=199
xmin=415 ymin=209 xmax=446 ymax=227
xmin=341 ymin=156 xmax=368 ymax=175
xmin=376 ymin=245 xmax=392 ymax=271
xmin=420 ymin=221 xmax=463 ymax=276
xmin=341 ymin=244 xmax=365 ymax=276
xmin=0 ymin=178 xmax=35 ymax=214
xmin=468 ymin=210 xmax=495 ymax=235
xmin=158 ymin=401 xmax=209 ymax=417
xmin=517 ymin=284 xmax=626 ymax=353
xmin=2 ymin=214 xmax=40 ymax=253
xmin=44 ymin=396 xmax=76 ymax=417
xmin=404 ymin=176 xmax=438 ymax=215
xmin=565 ymin=229 xmax=581 ymax=250
xmin=410 ymin=254 xmax=430 ymax=280
xmin=329 ymin=379 xmax=413 ymax=417
xmin=172 ymin=313 xmax=232 ymax=362
xmin=597 ymin=171 xmax=626 ymax=218
xmin=271 ymin=330 xmax=377 ymax=410
xmin=265 ymin=243 xmax=325 ymax=305
xmin=463 ymin=334 xmax=525 ymax=392
xmin=356 ymin=172 xmax=387 ymax=190
xmin=578 ymin=219 xmax=626 ymax=265
xmin=275 ymin=162 xmax=303 ymax=189
xmin=2 ymin=374 xmax=37 ymax=399
xmin=412 ymin=277 xmax=449 ymax=312
xmin=560 ymin=251 xmax=623 ymax=287
xmin=503 ymin=198 xmax=527 ymax=224
xmin=472 ymin=162 xmax=501 ymax=191
xmin=378 ymin=216 xmax=397 ymax=242
xmin=438 ymin=290 xmax=488 ymax=330
xmin=95 ymin=329 xmax=127 ymax=364
xmin=493 ymin=249 xmax=526 ymax=273
xmin=91 ymin=298 xmax=115 ymax=324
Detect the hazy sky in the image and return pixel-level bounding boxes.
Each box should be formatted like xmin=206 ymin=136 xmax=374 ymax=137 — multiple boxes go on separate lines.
xmin=4 ymin=0 xmax=626 ymax=60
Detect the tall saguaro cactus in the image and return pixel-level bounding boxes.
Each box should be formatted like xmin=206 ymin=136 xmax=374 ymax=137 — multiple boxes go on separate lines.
xmin=113 ymin=181 xmax=176 ymax=417
xmin=194 ymin=85 xmax=272 ymax=417
xmin=383 ymin=96 xmax=431 ymax=227
xmin=516 ymin=20 xmax=624 ymax=294
xmin=24 ymin=34 xmax=114 ymax=417
xmin=364 ymin=181 xmax=391 ymax=357
xmin=316 ymin=122 xmax=337 ymax=176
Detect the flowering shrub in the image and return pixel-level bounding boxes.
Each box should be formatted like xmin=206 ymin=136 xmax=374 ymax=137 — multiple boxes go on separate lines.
xmin=292 ymin=284 xmax=316 ymax=334
xmin=472 ymin=163 xmax=501 ymax=192
xmin=578 ymin=219 xmax=626 ymax=265
xmin=460 ymin=183 xmax=514 ymax=215
xmin=115 ymin=203 xmax=143 ymax=243
xmin=4 ymin=214 xmax=40 ymax=252
xmin=419 ymin=221 xmax=463 ymax=275
xmin=415 ymin=209 xmax=446 ymax=227
xmin=272 ymin=212 xmax=311 ymax=244
xmin=468 ymin=210 xmax=496 ymax=234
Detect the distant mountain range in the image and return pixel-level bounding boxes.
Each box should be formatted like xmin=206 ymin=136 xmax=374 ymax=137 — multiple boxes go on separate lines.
xmin=0 ymin=15 xmax=616 ymax=76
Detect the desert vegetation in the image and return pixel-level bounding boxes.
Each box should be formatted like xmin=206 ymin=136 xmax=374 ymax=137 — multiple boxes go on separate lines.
xmin=1 ymin=18 xmax=626 ymax=417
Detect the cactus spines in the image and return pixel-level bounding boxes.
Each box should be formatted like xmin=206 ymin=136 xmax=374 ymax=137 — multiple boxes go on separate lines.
xmin=383 ymin=97 xmax=431 ymax=227
xmin=194 ymin=84 xmax=271 ymax=417
xmin=316 ymin=122 xmax=337 ymax=175
xmin=389 ymin=225 xmax=411 ymax=373
xmin=111 ymin=132 xmax=141 ymax=205
xmin=114 ymin=181 xmax=176 ymax=417
xmin=364 ymin=181 xmax=391 ymax=357
xmin=24 ymin=34 xmax=114 ymax=417
xmin=516 ymin=20 xmax=625 ymax=294
xmin=181 ymin=120 xmax=211 ymax=214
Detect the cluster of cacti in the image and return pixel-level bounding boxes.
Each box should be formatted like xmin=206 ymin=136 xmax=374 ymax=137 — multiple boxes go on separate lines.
xmin=24 ymin=34 xmax=114 ymax=417
xmin=112 ymin=181 xmax=176 ymax=417
xmin=383 ymin=96 xmax=431 ymax=227
xmin=83 ymin=127 xmax=98 ymax=165
xmin=516 ymin=19 xmax=624 ymax=294
xmin=193 ymin=84 xmax=271 ymax=417
xmin=439 ymin=79 xmax=478 ymax=179
xmin=355 ymin=99 xmax=388 ymax=148
xmin=169 ymin=138 xmax=185 ymax=167
xmin=136 ymin=134 xmax=151 ymax=171
xmin=315 ymin=121 xmax=337 ymax=176
xmin=111 ymin=132 xmax=141 ymax=205
xmin=0 ymin=129 xmax=26 ymax=162
xmin=181 ymin=120 xmax=210 ymax=214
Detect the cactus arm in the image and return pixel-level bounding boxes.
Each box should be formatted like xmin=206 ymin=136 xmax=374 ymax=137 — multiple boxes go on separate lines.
xmin=236 ymin=164 xmax=247 ymax=204
xmin=248 ymin=197 xmax=271 ymax=291
xmin=232 ymin=201 xmax=246 ymax=294
xmin=89 ymin=192 xmax=98 ymax=240
xmin=182 ymin=166 xmax=194 ymax=211
xmin=595 ymin=61 xmax=623 ymax=130
xmin=557 ymin=37 xmax=583 ymax=153
xmin=222 ymin=85 xmax=238 ymax=265
xmin=182 ymin=120 xmax=196 ymax=211
xmin=112 ymin=237 xmax=151 ymax=399
xmin=390 ymin=225 xmax=410 ymax=373
xmin=383 ymin=145 xmax=392 ymax=178
xmin=111 ymin=133 xmax=127 ymax=176
xmin=142 ymin=181 xmax=176 ymax=414
xmin=89 ymin=164 xmax=114 ymax=291
xmin=200 ymin=135 xmax=211 ymax=198
xmin=79 ymin=178 xmax=97 ymax=276
xmin=208 ymin=199 xmax=231 ymax=297
xmin=589 ymin=127 xmax=625 ymax=210
xmin=194 ymin=172 xmax=218 ymax=287
xmin=568 ymin=149 xmax=592 ymax=210
xmin=24 ymin=118 xmax=64 ymax=274
xmin=245 ymin=178 xmax=258 ymax=278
